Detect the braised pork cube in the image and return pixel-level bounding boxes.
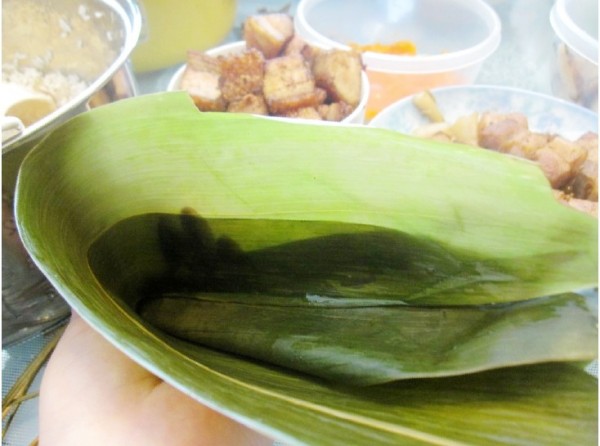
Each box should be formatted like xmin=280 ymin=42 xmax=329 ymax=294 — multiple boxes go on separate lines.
xmin=570 ymin=132 xmax=598 ymax=200
xmin=263 ymin=55 xmax=322 ymax=114
xmin=283 ymin=106 xmax=322 ymax=120
xmin=218 ymin=49 xmax=265 ymax=103
xmin=282 ymin=34 xmax=309 ymax=56
xmin=243 ymin=13 xmax=294 ymax=59
xmin=227 ymin=93 xmax=269 ymax=115
xmin=180 ymin=51 xmax=226 ymax=111
xmin=576 ymin=131 xmax=599 ymax=152
xmin=299 ymin=41 xmax=322 ymax=65
xmin=547 ymin=135 xmax=587 ymax=168
xmin=478 ymin=112 xmax=530 ymax=153
xmin=318 ymin=101 xmax=354 ymax=121
xmin=535 ymin=136 xmax=587 ymax=189
xmin=312 ymin=49 xmax=362 ymax=107
xmin=554 ymin=190 xmax=598 ymax=217
xmin=509 ymin=132 xmax=551 ymax=159
xmin=535 ymin=147 xmax=575 ymax=189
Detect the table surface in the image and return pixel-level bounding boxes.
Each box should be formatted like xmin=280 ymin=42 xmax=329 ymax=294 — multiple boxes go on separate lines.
xmin=0 ymin=1 xmax=584 ymax=445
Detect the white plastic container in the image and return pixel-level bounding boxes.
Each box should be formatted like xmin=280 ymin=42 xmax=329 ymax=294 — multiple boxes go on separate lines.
xmin=294 ymin=0 xmax=501 ymax=120
xmin=549 ymin=0 xmax=598 ymax=111
xmin=168 ymin=41 xmax=370 ymax=125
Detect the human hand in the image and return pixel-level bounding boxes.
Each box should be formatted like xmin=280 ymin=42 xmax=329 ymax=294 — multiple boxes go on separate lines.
xmin=39 ymin=312 xmax=273 ymax=446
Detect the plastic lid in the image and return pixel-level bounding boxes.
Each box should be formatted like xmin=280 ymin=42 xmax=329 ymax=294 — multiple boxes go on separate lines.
xmin=550 ymin=0 xmax=598 ymax=64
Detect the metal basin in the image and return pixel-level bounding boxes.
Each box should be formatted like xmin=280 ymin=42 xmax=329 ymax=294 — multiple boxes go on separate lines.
xmin=2 ymin=0 xmax=142 ymax=345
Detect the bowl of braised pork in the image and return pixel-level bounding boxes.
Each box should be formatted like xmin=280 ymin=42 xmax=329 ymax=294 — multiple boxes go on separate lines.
xmin=167 ymin=13 xmax=369 ymax=125
xmin=370 ymin=85 xmax=598 ymax=218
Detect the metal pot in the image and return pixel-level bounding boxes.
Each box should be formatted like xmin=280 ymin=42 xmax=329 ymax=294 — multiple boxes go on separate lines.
xmin=2 ymin=0 xmax=142 ymax=345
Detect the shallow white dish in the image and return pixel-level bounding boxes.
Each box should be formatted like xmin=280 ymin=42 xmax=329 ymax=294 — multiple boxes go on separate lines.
xmin=168 ymin=41 xmax=370 ymax=125
xmin=369 ymin=84 xmax=598 ymax=140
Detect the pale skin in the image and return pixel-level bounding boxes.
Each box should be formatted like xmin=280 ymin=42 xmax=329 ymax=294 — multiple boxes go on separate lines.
xmin=38 ymin=312 xmax=273 ymax=446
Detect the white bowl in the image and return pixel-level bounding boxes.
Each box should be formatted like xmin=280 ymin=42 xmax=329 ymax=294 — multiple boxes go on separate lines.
xmin=167 ymin=41 xmax=370 ymax=125
xmin=369 ymin=84 xmax=598 ymax=140
xmin=549 ymin=0 xmax=598 ymax=111
xmin=294 ymin=0 xmax=501 ymax=120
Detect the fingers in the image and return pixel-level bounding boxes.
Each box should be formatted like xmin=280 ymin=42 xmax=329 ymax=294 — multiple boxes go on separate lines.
xmin=39 ymin=313 xmax=273 ymax=446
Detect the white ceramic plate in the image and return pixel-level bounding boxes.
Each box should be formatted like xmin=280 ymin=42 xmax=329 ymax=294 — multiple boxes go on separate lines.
xmin=369 ymin=84 xmax=598 ymax=139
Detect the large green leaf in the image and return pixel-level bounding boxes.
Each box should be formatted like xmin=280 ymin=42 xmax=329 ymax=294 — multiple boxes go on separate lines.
xmin=140 ymin=292 xmax=596 ymax=386
xmin=14 ymin=92 xmax=598 ymax=444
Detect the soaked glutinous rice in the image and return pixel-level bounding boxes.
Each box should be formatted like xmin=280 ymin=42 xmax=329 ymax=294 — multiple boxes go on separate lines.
xmin=3 ymin=62 xmax=88 ymax=108
xmin=2 ymin=0 xmax=122 ymax=119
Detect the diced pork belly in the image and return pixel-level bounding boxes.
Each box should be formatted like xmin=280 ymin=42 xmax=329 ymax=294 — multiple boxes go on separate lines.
xmin=243 ymin=13 xmax=294 ymax=59
xmin=312 ymin=50 xmax=363 ymax=108
xmin=553 ymin=190 xmax=598 ymax=217
xmin=534 ymin=136 xmax=587 ymax=189
xmin=179 ymin=51 xmax=226 ymax=111
xmin=318 ymin=101 xmax=354 ymax=121
xmin=535 ymin=147 xmax=576 ymax=189
xmin=282 ymin=34 xmax=309 ymax=56
xmin=298 ymin=42 xmax=322 ymax=66
xmin=569 ymin=132 xmax=598 ymax=200
xmin=283 ymin=106 xmax=322 ymax=120
xmin=227 ymin=93 xmax=268 ymax=115
xmin=547 ymin=135 xmax=587 ymax=167
xmin=218 ymin=49 xmax=265 ymax=103
xmin=504 ymin=132 xmax=550 ymax=160
xmin=263 ymin=55 xmax=322 ymax=114
xmin=478 ymin=112 xmax=529 ymax=152
xmin=576 ymin=131 xmax=599 ymax=152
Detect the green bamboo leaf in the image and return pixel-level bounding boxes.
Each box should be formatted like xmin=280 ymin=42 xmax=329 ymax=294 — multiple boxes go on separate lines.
xmin=139 ymin=292 xmax=597 ymax=386
xmin=14 ymin=92 xmax=598 ymax=444
xmin=16 ymin=93 xmax=598 ymax=306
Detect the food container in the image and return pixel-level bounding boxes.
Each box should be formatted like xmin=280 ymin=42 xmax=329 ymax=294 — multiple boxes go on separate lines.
xmin=131 ymin=0 xmax=238 ymax=73
xmin=369 ymin=84 xmax=598 ymax=140
xmin=2 ymin=0 xmax=142 ymax=345
xmin=167 ymin=41 xmax=370 ymax=124
xmin=294 ymin=0 xmax=501 ymax=120
xmin=549 ymin=0 xmax=598 ymax=111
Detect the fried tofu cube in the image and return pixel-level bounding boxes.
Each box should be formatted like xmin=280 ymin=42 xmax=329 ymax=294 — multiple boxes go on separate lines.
xmin=243 ymin=13 xmax=294 ymax=59
xmin=312 ymin=50 xmax=362 ymax=107
xmin=227 ymin=93 xmax=269 ymax=115
xmin=263 ymin=55 xmax=321 ymax=114
xmin=180 ymin=51 xmax=226 ymax=112
xmin=218 ymin=48 xmax=265 ymax=102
